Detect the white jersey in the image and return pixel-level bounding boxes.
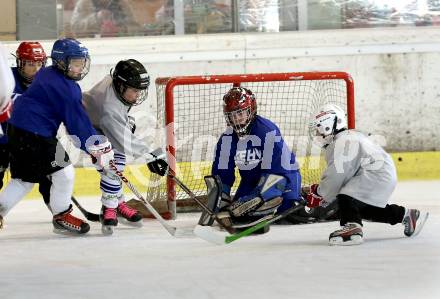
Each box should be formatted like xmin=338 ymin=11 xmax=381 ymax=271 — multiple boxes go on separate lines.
xmin=0 ymin=43 xmax=14 ymax=111
xmin=318 ymin=130 xmax=397 ymax=208
xmin=82 ymin=75 xmax=154 ymax=159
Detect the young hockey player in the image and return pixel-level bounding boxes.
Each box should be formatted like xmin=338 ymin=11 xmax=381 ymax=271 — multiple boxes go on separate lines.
xmin=82 ymin=59 xmax=168 ymax=232
xmin=307 ymin=104 xmax=428 ymax=245
xmin=1 ymin=42 xmax=48 ymax=192
xmin=199 ymin=87 xmax=303 ymax=230
xmin=0 ymin=42 xmax=14 ymax=136
xmin=0 ymin=38 xmax=115 ymax=234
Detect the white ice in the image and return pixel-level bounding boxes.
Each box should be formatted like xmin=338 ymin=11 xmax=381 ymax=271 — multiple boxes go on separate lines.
xmin=0 ymin=181 xmax=439 ymax=299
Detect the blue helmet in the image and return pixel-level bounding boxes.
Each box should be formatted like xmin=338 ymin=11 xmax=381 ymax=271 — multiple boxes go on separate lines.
xmin=51 ymin=38 xmax=90 ymax=81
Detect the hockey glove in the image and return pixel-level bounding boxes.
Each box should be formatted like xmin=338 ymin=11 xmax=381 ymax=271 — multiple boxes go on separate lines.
xmin=128 ymin=115 xmax=136 ymax=134
xmin=88 ymin=140 xmax=115 ymax=172
xmin=0 ymin=100 xmax=12 ymax=123
xmin=306 ymin=184 xmax=323 ymax=208
xmin=146 ymin=148 xmax=168 ymax=176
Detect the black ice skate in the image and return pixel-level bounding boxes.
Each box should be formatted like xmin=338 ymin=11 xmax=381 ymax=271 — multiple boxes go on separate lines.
xmin=101 ymin=206 xmax=118 ymax=235
xmin=52 ymin=207 xmax=90 ymax=235
xmin=329 ymin=222 xmax=363 ymax=246
xmin=403 ymin=209 xmax=429 ymax=237
xmin=117 ymin=201 xmax=143 ymax=228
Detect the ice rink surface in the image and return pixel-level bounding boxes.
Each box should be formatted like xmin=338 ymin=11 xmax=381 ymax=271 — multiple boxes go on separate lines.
xmin=0 ymin=180 xmax=439 ymax=299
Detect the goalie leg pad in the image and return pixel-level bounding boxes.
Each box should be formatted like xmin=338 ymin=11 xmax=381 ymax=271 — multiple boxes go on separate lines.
xmin=230 ymin=174 xmax=287 ymax=218
xmin=229 ymin=196 xmax=263 ymax=218
xmin=258 ymin=174 xmax=287 ymax=201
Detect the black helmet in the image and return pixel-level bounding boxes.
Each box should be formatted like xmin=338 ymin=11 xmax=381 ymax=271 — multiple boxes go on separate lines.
xmin=112 ymin=59 xmax=150 ymax=106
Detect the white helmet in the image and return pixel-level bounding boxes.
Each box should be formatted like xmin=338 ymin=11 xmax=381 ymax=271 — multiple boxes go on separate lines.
xmin=310 ymin=104 xmax=347 ymax=147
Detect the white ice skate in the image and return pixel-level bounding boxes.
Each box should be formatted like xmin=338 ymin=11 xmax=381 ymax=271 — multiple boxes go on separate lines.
xmin=403 ymin=209 xmax=429 ymax=237
xmin=329 ymin=222 xmax=363 ymax=246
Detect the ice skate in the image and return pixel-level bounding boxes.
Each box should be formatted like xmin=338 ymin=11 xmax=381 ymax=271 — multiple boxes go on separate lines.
xmin=52 ymin=207 xmax=90 ymax=235
xmin=329 ymin=222 xmax=363 ymax=246
xmin=101 ymin=206 xmax=118 ymax=235
xmin=117 ymin=201 xmax=143 ymax=228
xmin=403 ymin=209 xmax=429 ymax=237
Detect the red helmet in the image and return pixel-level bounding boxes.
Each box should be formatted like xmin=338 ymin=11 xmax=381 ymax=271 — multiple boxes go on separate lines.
xmin=16 ymin=42 xmax=47 ymax=83
xmin=223 ymin=87 xmax=257 ymax=136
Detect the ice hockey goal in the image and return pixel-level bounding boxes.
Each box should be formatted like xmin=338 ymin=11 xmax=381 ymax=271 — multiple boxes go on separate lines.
xmin=150 ymin=72 xmax=355 ymax=219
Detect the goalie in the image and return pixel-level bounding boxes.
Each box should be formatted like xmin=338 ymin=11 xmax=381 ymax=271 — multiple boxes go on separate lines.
xmin=199 ymin=87 xmax=303 ymax=230
xmin=307 ymin=104 xmax=428 ymax=245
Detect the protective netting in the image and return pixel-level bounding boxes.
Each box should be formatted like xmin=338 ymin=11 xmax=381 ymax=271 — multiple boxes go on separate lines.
xmin=152 ymin=73 xmax=354 ymax=217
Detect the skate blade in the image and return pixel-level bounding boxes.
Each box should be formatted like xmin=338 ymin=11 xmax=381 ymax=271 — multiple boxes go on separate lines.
xmin=329 ymin=235 xmax=363 ymax=246
xmin=53 ymin=228 xmax=87 ymax=236
xmin=101 ymin=225 xmax=114 ymax=235
xmin=117 ymin=216 xmax=143 ymax=228
xmin=411 ymin=211 xmax=429 ymax=237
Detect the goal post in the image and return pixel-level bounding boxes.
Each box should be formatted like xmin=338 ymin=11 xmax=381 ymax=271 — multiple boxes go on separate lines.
xmin=153 ymin=72 xmax=355 ymax=219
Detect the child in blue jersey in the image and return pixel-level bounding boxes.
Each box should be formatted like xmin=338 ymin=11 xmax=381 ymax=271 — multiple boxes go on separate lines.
xmin=0 ymin=42 xmax=48 ymax=196
xmin=0 ymin=38 xmax=114 ymax=234
xmin=200 ymin=87 xmax=302 ymax=228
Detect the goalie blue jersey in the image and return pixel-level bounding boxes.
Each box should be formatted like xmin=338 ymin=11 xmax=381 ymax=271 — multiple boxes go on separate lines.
xmin=212 ymin=115 xmax=301 ymax=211
xmin=9 ymin=66 xmax=97 ymax=151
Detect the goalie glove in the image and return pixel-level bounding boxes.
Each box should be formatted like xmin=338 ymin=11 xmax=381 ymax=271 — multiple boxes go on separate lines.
xmin=88 ymin=140 xmax=115 ymax=172
xmin=146 ymin=148 xmax=168 ymax=176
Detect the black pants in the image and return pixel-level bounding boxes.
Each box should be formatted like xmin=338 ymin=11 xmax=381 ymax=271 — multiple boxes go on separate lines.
xmin=338 ymin=194 xmax=405 ymax=226
xmin=0 ymin=143 xmax=9 ymax=190
xmin=6 ymin=125 xmax=68 ymax=205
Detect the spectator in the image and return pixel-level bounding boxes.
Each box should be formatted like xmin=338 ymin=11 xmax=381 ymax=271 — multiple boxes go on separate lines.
xmin=71 ymin=0 xmax=139 ymax=37
xmin=128 ymin=0 xmax=174 ymax=35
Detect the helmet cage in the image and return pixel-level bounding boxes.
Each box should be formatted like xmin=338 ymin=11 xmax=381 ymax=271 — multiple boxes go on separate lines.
xmin=223 ymin=87 xmax=257 ymax=137
xmin=55 ymin=56 xmax=91 ymax=81
xmin=112 ymin=77 xmax=149 ymax=106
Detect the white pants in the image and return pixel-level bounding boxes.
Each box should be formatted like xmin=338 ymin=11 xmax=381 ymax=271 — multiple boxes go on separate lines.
xmin=100 ymin=152 xmax=125 ymax=208
xmin=0 ymin=164 xmax=75 ymax=217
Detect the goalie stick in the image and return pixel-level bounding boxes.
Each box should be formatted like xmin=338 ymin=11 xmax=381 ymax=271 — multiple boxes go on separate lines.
xmin=168 ymin=175 xmax=236 ymax=234
xmin=193 ymin=202 xmax=305 ymax=245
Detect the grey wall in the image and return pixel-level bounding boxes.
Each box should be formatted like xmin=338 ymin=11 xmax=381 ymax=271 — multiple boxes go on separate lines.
xmin=3 ymin=26 xmax=440 ymax=152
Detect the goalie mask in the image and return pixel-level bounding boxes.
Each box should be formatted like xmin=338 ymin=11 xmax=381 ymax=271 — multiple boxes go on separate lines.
xmin=15 ymin=42 xmax=47 ymax=85
xmin=310 ymin=104 xmax=347 ymax=147
xmin=223 ymin=87 xmax=257 ymax=137
xmin=51 ymin=38 xmax=90 ymax=81
xmin=111 ymin=59 xmax=150 ymax=106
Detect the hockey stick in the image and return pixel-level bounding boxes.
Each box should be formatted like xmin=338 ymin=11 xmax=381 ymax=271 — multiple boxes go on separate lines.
xmin=71 ymin=196 xmax=100 ymax=222
xmin=107 ymin=162 xmax=183 ymax=236
xmin=168 ymin=175 xmax=236 ymax=234
xmin=193 ymin=203 xmax=305 ymax=245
